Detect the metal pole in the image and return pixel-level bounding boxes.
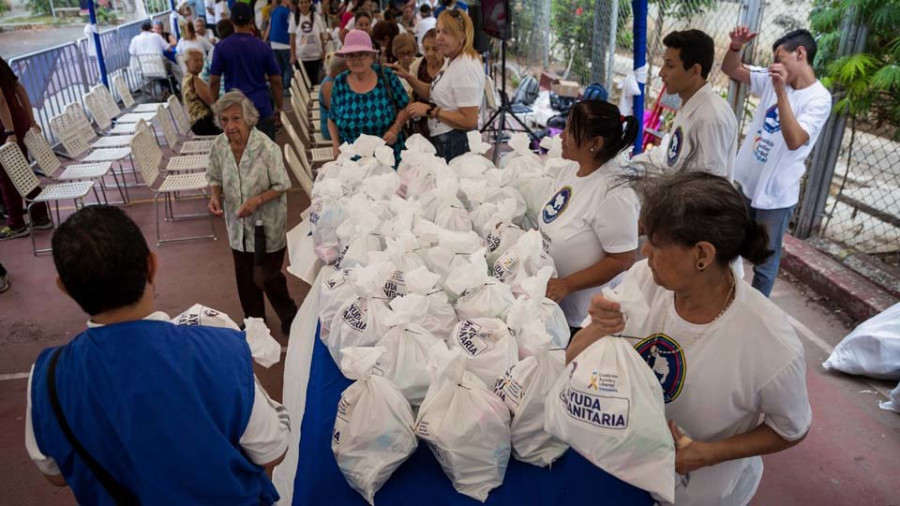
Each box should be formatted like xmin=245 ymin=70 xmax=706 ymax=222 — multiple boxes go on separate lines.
xmin=606 ymin=0 xmax=619 ymax=92
xmin=728 ymin=0 xmax=763 ymax=127
xmin=170 ymin=0 xmax=181 ymax=39
xmin=631 ymin=0 xmax=647 ymax=154
xmin=87 ymin=0 xmax=110 ymax=87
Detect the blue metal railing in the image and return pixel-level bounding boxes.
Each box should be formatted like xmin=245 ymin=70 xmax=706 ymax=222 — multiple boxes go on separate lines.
xmin=9 ymin=11 xmax=172 ymax=144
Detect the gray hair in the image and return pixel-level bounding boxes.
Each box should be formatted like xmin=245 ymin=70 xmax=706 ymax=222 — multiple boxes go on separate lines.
xmin=329 ymin=56 xmax=347 ymax=77
xmin=213 ymin=90 xmax=260 ymax=129
xmin=183 ymin=47 xmax=205 ymax=61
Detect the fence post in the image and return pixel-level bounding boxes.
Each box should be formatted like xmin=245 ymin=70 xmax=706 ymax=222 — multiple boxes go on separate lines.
xmin=591 ymin=0 xmax=611 ymax=86
xmin=87 ymin=0 xmax=110 ymax=87
xmin=727 ymin=0 xmax=763 ymax=127
xmin=794 ymin=15 xmax=869 ymax=238
xmin=631 ymin=0 xmax=647 ymax=155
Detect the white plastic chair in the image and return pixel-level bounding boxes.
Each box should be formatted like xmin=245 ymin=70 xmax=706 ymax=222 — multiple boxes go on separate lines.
xmin=295 ymin=60 xmax=320 ymax=94
xmin=0 ymin=143 xmax=94 ymax=256
xmin=155 ymin=104 xmax=213 ymax=155
xmin=167 ymin=95 xmax=218 ymax=141
xmin=136 ymin=54 xmax=175 ymax=99
xmin=284 ymin=144 xmax=313 ymax=200
xmin=91 ymin=85 xmax=157 ymax=124
xmin=23 ymin=129 xmax=125 ymax=205
xmin=50 ymin=114 xmax=135 ymax=201
xmin=84 ymin=91 xmax=145 ymax=134
xmin=114 ymin=74 xmax=167 ymax=113
xmin=129 ymin=121 xmax=216 ymax=245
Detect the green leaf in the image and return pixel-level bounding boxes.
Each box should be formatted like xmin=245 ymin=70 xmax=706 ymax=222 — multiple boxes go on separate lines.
xmin=872 ymin=64 xmax=900 ymax=90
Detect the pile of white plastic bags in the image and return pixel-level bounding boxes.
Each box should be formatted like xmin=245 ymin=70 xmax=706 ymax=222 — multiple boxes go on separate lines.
xmin=309 ymin=132 xmax=674 ymax=504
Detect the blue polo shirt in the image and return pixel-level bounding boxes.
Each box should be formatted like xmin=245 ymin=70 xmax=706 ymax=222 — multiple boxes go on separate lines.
xmin=269 ymin=5 xmax=290 ymax=45
xmin=210 ymin=32 xmax=281 ymax=118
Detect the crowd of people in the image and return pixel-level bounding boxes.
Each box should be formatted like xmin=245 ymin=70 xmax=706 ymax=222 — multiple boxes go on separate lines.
xmin=0 ymin=0 xmax=836 ymax=502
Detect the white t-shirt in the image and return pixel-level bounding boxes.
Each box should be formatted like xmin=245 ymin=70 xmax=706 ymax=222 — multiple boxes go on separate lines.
xmin=428 ymin=54 xmax=485 ymax=136
xmin=176 ymin=36 xmax=214 ymax=57
xmin=623 ymin=260 xmax=811 ymax=505
xmin=289 ymin=12 xmax=326 ymax=61
xmin=214 ymin=1 xmax=229 ymax=23
xmin=129 ymin=31 xmax=170 ymax=56
xmin=538 ymin=159 xmax=640 ymax=326
xmin=632 ymin=83 xmax=737 ymax=180
xmin=24 ymin=311 xmax=291 ymax=476
xmin=734 ymin=68 xmax=831 ymax=210
xmin=204 ymin=0 xmax=216 ymax=23
xmin=415 ymin=15 xmax=436 ymax=51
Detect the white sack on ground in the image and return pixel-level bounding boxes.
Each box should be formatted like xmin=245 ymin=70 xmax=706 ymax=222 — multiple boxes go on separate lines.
xmin=544 ymin=337 xmax=675 ymax=504
xmin=415 ymin=342 xmax=511 ymax=502
xmin=333 ymin=347 xmax=417 ymax=505
xmin=447 ymin=318 xmax=518 ymax=388
xmin=823 ymin=303 xmax=900 ymax=380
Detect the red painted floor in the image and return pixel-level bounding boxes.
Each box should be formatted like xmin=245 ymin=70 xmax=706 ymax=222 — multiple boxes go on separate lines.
xmin=0 ymin=137 xmax=897 ymax=505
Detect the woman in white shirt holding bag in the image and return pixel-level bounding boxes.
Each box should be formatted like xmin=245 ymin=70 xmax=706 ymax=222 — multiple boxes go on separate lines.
xmin=569 ymin=172 xmax=811 ymax=505
xmin=539 ymin=100 xmax=641 ymax=332
xmin=390 ymin=8 xmax=484 ymax=162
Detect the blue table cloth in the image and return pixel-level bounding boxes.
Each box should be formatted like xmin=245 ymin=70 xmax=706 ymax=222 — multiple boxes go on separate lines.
xmin=289 ymin=323 xmax=654 ymax=505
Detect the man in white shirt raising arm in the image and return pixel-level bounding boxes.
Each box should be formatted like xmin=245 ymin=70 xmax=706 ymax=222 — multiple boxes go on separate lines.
xmin=722 ymin=26 xmax=832 ymax=296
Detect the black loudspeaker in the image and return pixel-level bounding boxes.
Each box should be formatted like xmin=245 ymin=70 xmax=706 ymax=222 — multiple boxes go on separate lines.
xmin=469 ymin=4 xmax=491 ymax=53
xmin=480 ymin=0 xmax=510 ymax=40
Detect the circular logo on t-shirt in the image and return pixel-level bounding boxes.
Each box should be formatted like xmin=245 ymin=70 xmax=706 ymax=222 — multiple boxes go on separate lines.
xmin=301 ymin=19 xmax=313 ymax=33
xmin=542 ymin=186 xmax=572 ymax=224
xmin=666 ymin=126 xmax=684 ymax=167
xmin=634 ymin=333 xmax=685 ymax=403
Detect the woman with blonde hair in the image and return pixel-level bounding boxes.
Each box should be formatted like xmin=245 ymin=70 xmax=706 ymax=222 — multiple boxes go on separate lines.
xmin=176 ymin=19 xmax=214 ymax=58
xmin=390 ymin=8 xmax=484 ymax=161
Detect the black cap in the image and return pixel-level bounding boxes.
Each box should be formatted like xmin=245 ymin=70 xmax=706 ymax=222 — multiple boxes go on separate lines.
xmin=231 ymin=2 xmax=252 ymax=25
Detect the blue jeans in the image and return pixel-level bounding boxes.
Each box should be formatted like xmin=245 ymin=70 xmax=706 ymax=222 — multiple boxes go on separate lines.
xmin=272 ymin=48 xmax=293 ymax=94
xmin=432 ymin=129 xmax=469 ymax=162
xmin=745 ymin=196 xmax=794 ymax=297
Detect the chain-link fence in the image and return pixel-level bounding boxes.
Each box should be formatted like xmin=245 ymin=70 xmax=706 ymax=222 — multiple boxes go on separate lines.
xmin=497 ymin=0 xmax=899 ymax=266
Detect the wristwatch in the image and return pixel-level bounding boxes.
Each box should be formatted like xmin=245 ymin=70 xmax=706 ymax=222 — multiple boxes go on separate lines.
xmin=2 ymin=130 xmax=13 ymax=136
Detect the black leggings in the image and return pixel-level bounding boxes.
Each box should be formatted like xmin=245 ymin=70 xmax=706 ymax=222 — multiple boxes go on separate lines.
xmin=191 ymin=114 xmax=222 ymax=136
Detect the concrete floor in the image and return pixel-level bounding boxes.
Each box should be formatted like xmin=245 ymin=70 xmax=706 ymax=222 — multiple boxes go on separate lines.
xmin=0 ymin=145 xmax=897 ymax=504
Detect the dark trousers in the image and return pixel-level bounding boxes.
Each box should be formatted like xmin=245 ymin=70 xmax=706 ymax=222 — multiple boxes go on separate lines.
xmin=0 ymin=137 xmax=49 ymax=229
xmin=190 ymin=114 xmax=222 ymax=136
xmin=273 ymin=48 xmax=294 ymax=92
xmin=300 ymin=59 xmax=322 ymax=86
xmin=432 ymin=129 xmax=469 ymax=163
xmin=231 ymin=247 xmax=297 ymax=326
xmin=257 ymin=116 xmax=276 ymax=141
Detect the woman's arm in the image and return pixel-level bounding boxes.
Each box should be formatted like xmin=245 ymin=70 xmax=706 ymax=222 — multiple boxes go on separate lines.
xmin=321 ymin=80 xmax=334 ymax=109
xmin=671 ymin=422 xmax=806 ymax=475
xmin=236 ymin=188 xmax=286 ymax=218
xmin=193 ymin=76 xmax=214 ymax=106
xmin=383 ymin=107 xmax=409 ymax=145
xmin=328 ymin=117 xmax=341 ymax=158
xmin=432 ymin=105 xmax=478 ymax=131
xmin=290 ymin=33 xmax=297 ymax=65
xmin=387 ymin=63 xmax=431 ymax=99
xmin=546 ymin=250 xmax=637 ymax=303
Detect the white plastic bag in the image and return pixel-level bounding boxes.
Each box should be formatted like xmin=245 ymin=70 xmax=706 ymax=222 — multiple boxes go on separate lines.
xmin=507 ymin=267 xmax=571 ymax=356
xmin=879 ymin=381 xmax=900 ymax=413
xmin=544 ymin=337 xmax=675 ymax=504
xmin=319 ymin=266 xmax=356 ymax=337
xmin=325 ymin=264 xmax=395 ymax=364
xmin=495 ymin=344 xmax=568 ymax=467
xmin=447 ymin=318 xmax=518 ymax=388
xmin=485 ymin=223 xmax=525 ymax=267
xmin=333 ymin=347 xmax=417 ymax=505
xmin=374 ymin=323 xmax=441 ymax=406
xmin=493 ymin=230 xmax=557 ymax=296
xmin=385 ymin=266 xmax=458 ymax=341
xmin=415 ymin=343 xmax=511 ymax=502
xmin=172 ymin=303 xmax=240 ymax=330
xmin=823 ymin=303 xmax=900 ymax=380
xmin=447 ymin=251 xmax=516 ymax=320
xmin=243 ymin=317 xmax=281 ymax=368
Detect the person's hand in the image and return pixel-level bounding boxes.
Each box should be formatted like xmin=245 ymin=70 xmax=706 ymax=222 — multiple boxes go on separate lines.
xmin=290 ymin=55 xmax=297 ymax=66
xmin=768 ymin=62 xmax=788 ymax=95
xmin=669 ymin=421 xmax=714 ymax=475
xmin=236 ymin=195 xmax=262 ymax=218
xmin=565 ymin=324 xmax=608 ymax=364
xmin=729 ymin=25 xmax=758 ymax=49
xmin=545 ymin=277 xmax=572 ymax=303
xmin=386 ymin=62 xmax=412 ymax=81
xmin=208 ymin=196 xmax=224 ymax=216
xmin=383 ymin=126 xmax=399 ymax=145
xmin=3 ymin=136 xmax=15 ymax=145
xmin=586 ymin=293 xmax=625 ymax=335
xmin=406 ymin=102 xmax=430 ymax=119
xmin=332 ymin=145 xmax=341 ymax=159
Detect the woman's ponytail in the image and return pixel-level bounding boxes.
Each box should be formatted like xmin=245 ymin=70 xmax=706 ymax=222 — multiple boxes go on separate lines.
xmin=612 ymin=115 xmax=639 ymax=156
xmin=740 ymin=220 xmax=773 ymax=265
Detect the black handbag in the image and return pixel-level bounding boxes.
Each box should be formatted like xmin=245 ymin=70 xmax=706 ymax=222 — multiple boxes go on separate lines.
xmin=48 ymin=347 xmax=139 ymax=505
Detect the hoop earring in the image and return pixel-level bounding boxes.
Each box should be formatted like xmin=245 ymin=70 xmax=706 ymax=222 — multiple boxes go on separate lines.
xmin=697 ymin=263 xmax=706 ymax=271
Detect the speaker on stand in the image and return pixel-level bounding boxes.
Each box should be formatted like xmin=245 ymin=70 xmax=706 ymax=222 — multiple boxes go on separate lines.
xmin=478 ymin=0 xmax=539 ymax=164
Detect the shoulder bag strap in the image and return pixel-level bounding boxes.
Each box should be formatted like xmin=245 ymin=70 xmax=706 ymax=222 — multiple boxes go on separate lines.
xmin=48 ymin=347 xmax=140 ymax=505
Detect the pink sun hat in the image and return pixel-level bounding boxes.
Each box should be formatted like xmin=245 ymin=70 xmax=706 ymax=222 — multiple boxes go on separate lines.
xmin=337 ymin=30 xmax=379 ymax=55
